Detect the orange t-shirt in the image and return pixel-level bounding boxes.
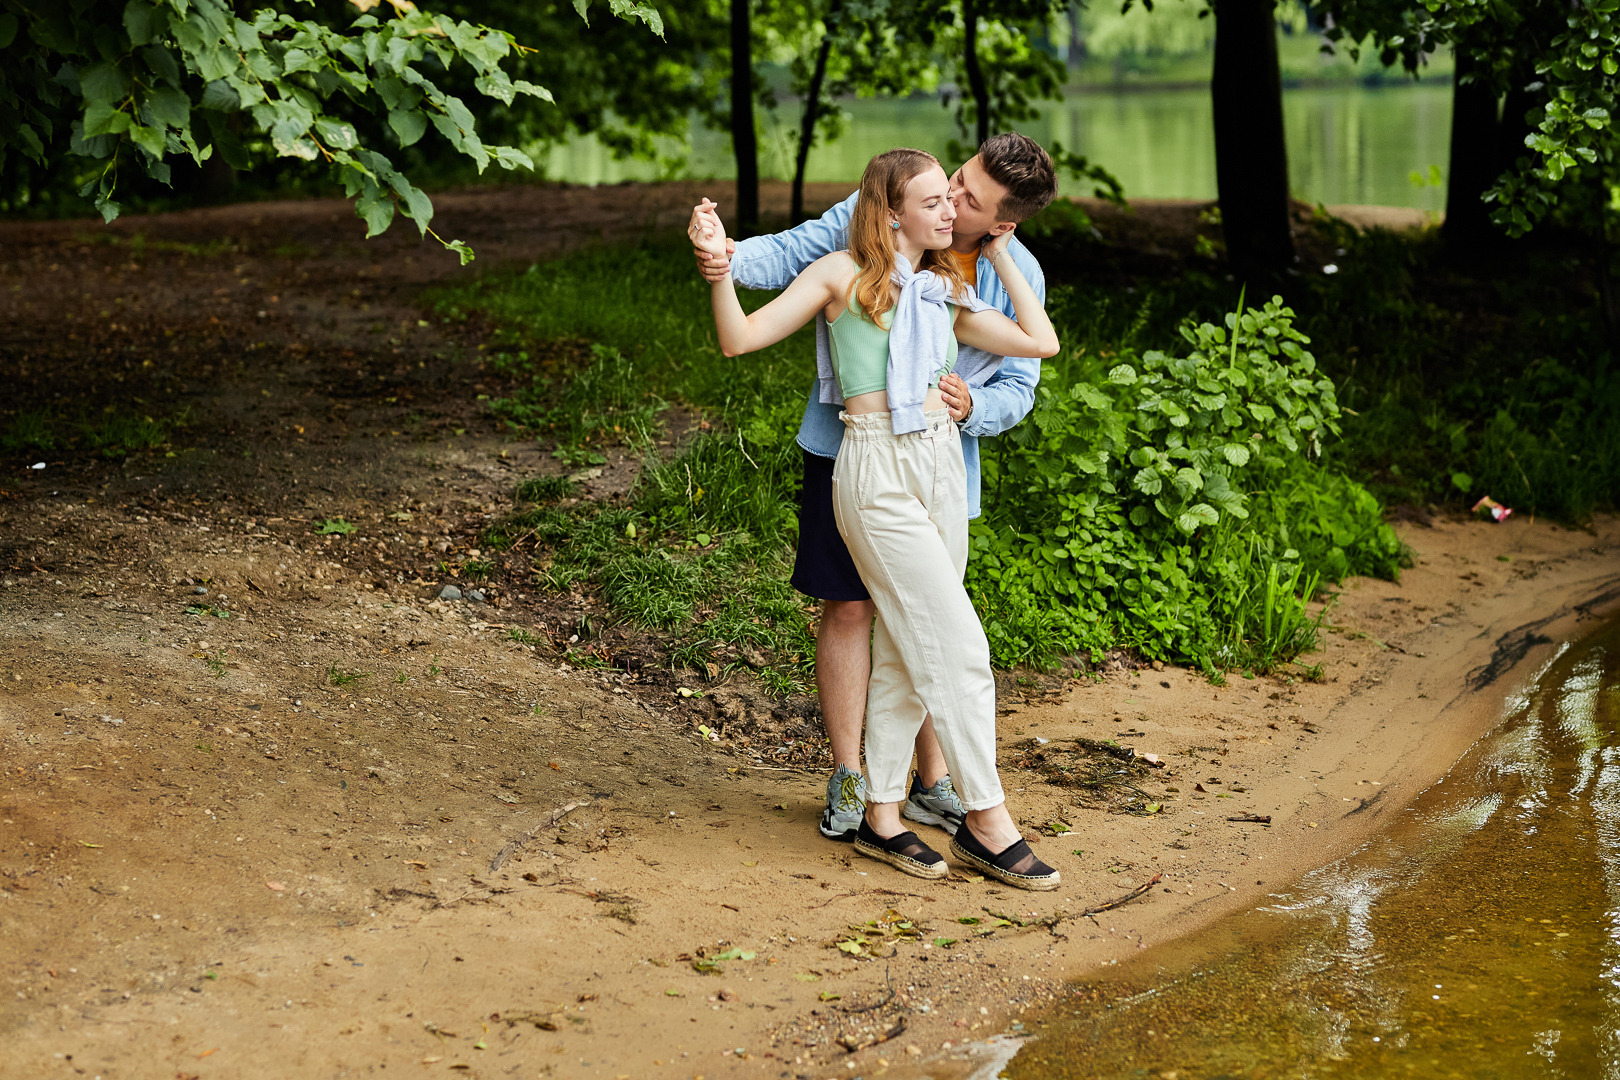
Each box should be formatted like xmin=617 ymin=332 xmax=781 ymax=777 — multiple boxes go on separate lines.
xmin=947 ymin=247 xmax=978 ymax=292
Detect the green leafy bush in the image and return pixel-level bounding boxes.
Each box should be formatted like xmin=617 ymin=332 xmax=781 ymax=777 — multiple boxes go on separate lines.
xmin=969 ymin=294 xmax=1406 ymax=669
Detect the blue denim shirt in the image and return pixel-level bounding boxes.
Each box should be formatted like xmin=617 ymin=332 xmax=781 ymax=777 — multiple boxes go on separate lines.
xmin=730 ymin=191 xmax=1045 ymax=520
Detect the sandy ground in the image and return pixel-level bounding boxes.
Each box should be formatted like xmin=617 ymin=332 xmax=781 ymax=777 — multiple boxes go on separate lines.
xmin=0 ymin=182 xmax=1603 ymax=1080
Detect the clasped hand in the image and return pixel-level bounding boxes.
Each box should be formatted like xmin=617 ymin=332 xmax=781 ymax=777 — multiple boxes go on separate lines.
xmin=689 ymin=199 xmax=733 ymax=281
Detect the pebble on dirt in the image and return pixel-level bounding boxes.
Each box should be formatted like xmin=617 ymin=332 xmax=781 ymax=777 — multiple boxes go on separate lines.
xmin=466 ymin=589 xmax=486 ymax=604
xmin=439 ymin=585 xmax=463 ymax=601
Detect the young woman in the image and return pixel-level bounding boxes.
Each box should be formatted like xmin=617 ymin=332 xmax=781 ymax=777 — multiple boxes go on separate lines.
xmin=690 ymin=148 xmax=1062 ymax=890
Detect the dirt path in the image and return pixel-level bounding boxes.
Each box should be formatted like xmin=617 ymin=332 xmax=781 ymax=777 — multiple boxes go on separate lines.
xmin=1 ymin=183 xmax=1610 ymax=1080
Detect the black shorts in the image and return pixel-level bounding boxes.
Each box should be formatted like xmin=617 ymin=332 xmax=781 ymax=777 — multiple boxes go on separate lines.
xmin=790 ymin=450 xmax=871 ymax=602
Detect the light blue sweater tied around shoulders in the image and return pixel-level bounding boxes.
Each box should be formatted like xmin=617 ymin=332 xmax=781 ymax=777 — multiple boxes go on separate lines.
xmin=815 ymin=253 xmax=995 ymax=436
xmin=729 ymin=190 xmax=1046 ymax=520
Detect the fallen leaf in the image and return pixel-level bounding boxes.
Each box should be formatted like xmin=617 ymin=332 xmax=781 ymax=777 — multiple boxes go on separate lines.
xmin=792 ymin=972 xmax=821 ymax=983
xmin=196 ymin=1048 xmax=219 ymax=1059
xmin=76 ymin=840 xmax=102 ymax=848
xmin=932 ymin=937 xmax=958 ymax=949
xmin=818 ymin=991 xmax=841 ymax=1001
xmin=742 ymin=860 xmax=758 ymax=867
xmin=665 ymin=988 xmax=682 ymax=996
xmin=419 ymin=1057 xmax=443 ymax=1065
xmin=265 ymin=881 xmax=286 ymax=891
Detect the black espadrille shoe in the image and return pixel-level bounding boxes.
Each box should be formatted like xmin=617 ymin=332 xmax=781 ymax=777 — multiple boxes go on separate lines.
xmin=950 ymin=821 xmax=1061 ymax=891
xmin=853 ymin=817 xmax=948 ymax=880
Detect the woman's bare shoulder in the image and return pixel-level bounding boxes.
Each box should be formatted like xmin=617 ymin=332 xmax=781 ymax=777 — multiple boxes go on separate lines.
xmin=811 ymin=250 xmax=859 ymax=275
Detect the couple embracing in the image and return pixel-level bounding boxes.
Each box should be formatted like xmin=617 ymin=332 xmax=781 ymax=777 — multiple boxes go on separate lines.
xmin=689 ymin=133 xmax=1061 ymax=891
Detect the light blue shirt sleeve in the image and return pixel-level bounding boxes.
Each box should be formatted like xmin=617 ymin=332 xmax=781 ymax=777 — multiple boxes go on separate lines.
xmin=730 ymin=192 xmax=858 ymax=291
xmin=960 ymin=249 xmax=1044 ymax=439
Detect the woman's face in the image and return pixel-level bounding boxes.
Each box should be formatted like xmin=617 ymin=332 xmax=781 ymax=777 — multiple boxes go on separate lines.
xmin=894 ymin=165 xmax=957 ymax=251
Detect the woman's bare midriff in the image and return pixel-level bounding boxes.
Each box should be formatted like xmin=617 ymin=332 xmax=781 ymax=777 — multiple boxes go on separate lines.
xmin=843 ymin=387 xmax=948 ymax=415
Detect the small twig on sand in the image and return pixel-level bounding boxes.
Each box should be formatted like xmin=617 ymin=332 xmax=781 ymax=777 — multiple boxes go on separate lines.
xmin=985 ymin=906 xmax=1071 ymax=937
xmin=489 ymin=798 xmax=591 ymax=872
xmin=1081 ymin=873 xmax=1162 ymax=917
xmin=840 ymin=964 xmax=895 ymax=1014
xmin=838 ymin=1019 xmax=906 ymax=1053
xmin=1227 ymin=813 xmax=1271 ymax=824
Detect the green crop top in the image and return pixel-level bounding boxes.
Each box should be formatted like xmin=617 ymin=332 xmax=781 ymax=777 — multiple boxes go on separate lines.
xmin=827 ymin=291 xmax=958 ymax=399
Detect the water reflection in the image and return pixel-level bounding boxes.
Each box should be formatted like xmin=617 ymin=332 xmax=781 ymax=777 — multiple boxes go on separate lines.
xmin=1010 ymin=619 xmax=1620 ymax=1079
xmin=535 ymin=84 xmax=1452 ymax=210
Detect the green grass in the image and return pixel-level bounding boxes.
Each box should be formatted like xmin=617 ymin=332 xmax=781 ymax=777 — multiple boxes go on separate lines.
xmin=327 ymin=664 xmax=369 ymax=687
xmin=315 ymin=517 xmax=358 ymax=536
xmin=0 ymin=404 xmax=182 ymax=458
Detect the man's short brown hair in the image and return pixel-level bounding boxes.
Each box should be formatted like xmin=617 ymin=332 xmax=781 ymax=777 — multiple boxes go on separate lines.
xmin=979 ymin=132 xmax=1057 ymax=223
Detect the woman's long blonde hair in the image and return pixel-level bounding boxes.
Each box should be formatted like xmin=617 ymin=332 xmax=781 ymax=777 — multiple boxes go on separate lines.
xmin=849 ymin=148 xmax=967 ymax=324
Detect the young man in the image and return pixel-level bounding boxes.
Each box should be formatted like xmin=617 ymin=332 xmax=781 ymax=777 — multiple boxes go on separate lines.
xmin=693 ymin=133 xmax=1058 ymax=843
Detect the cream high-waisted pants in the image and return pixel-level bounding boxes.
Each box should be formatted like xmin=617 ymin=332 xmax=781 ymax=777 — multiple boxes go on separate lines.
xmin=831 ymin=409 xmax=1004 ymax=811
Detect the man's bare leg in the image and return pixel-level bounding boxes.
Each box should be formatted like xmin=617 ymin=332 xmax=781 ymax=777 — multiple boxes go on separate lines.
xmin=820 ymin=601 xmax=951 ymax=780
xmin=914 ymin=717 xmax=949 ymax=788
xmin=818 ymin=598 xmax=877 ymax=771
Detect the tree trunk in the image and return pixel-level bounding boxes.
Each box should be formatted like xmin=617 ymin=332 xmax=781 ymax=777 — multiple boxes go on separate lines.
xmin=730 ymin=0 xmax=759 ymax=235
xmin=1441 ymin=46 xmax=1501 ymax=254
xmin=793 ymin=0 xmax=842 ymax=224
xmin=1598 ymin=242 xmax=1619 ymax=358
xmin=963 ymin=0 xmax=989 ymax=148
xmin=1210 ymin=0 xmax=1294 ymax=280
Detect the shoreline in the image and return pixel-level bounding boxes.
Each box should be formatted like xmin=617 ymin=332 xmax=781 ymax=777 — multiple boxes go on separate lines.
xmin=881 ymin=511 xmax=1620 ymax=1079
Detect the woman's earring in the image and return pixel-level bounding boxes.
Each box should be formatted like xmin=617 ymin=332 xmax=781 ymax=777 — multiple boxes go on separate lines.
xmin=889 ymin=221 xmax=901 ymax=230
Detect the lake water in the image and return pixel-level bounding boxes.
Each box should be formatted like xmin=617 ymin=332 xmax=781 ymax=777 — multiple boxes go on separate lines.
xmin=537 ymin=84 xmax=1453 ymax=211
xmin=1006 ymin=614 xmax=1620 ymax=1079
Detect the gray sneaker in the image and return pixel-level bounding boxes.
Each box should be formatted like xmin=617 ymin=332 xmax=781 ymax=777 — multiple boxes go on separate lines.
xmin=820 ymin=764 xmax=867 ymax=842
xmin=903 ymin=773 xmax=965 ymax=835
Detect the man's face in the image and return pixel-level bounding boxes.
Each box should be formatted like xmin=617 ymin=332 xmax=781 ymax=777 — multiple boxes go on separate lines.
xmin=948 ymin=155 xmax=1015 ymax=242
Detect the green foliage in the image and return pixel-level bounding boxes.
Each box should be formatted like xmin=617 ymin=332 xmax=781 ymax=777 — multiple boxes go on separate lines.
xmin=0 ymin=0 xmax=660 ymax=250
xmin=513 ymin=474 xmax=576 ymax=504
xmin=0 ymin=403 xmax=180 ymax=457
xmin=327 ymin=663 xmax=368 ymax=685
xmin=967 ymin=292 xmax=1405 ymax=668
xmin=1317 ymin=0 xmax=1620 ymax=244
xmin=421 ymin=0 xmax=723 ymax=169
xmin=315 ymin=516 xmax=357 ymax=534
xmin=488 ymin=343 xmax=668 ymax=451
xmin=446 ymin=240 xmax=1404 ymax=677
